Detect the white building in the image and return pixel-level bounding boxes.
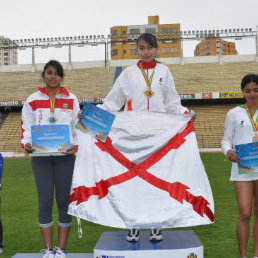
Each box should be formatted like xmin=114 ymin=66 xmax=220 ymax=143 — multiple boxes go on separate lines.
xmin=0 ymin=36 xmax=18 ymax=65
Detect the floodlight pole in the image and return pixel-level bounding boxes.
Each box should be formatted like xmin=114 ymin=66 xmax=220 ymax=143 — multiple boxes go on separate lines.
xmin=32 ymin=46 xmax=36 ymax=72
xmin=68 ymin=44 xmax=72 ymax=70
xmin=255 ymin=25 xmax=258 ymax=62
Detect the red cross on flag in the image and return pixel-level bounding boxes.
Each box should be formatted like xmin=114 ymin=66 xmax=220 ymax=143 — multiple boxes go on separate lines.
xmin=68 ymin=112 xmax=214 ymax=229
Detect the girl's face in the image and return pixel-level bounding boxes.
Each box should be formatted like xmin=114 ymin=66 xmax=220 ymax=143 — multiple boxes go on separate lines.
xmin=242 ymin=82 xmax=258 ymax=105
xmin=137 ymin=39 xmax=158 ymax=63
xmin=42 ymin=65 xmax=63 ymax=89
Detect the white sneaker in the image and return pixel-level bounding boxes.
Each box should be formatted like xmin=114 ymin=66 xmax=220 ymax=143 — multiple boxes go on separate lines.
xmin=41 ymin=248 xmax=56 ymax=258
xmin=0 ymin=248 xmax=3 ymax=254
xmin=126 ymin=229 xmax=140 ymax=242
xmin=150 ymin=228 xmax=163 ymax=241
xmin=55 ymin=247 xmax=67 ymax=258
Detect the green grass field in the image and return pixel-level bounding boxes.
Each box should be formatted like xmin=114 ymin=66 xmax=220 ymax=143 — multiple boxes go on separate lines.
xmin=0 ymin=153 xmax=253 ymax=257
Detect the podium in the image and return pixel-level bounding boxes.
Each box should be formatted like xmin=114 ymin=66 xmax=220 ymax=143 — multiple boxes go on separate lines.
xmin=94 ymin=230 xmax=203 ymax=258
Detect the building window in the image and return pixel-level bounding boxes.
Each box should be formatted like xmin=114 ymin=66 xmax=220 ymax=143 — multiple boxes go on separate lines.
xmin=111 ymin=30 xmax=118 ymax=36
xmin=4 ymin=52 xmax=8 ymax=56
xmin=129 ymin=29 xmax=140 ymax=35
xmin=123 ymin=50 xmax=126 ymax=54
xmin=169 ymin=28 xmax=177 ymax=33
xmin=4 ymin=57 xmax=8 ymax=61
xmin=162 ymin=48 xmax=170 ymax=53
xmin=111 ymin=49 xmax=118 ymax=56
xmin=4 ymin=63 xmax=8 ymax=65
xmin=145 ymin=28 xmax=156 ymax=34
xmin=130 ymin=49 xmax=137 ymax=55
xmin=171 ymin=47 xmax=178 ymax=53
xmin=162 ymin=28 xmax=177 ymax=34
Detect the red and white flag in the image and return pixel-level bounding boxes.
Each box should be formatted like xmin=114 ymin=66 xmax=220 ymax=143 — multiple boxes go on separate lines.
xmin=68 ymin=112 xmax=214 ymax=229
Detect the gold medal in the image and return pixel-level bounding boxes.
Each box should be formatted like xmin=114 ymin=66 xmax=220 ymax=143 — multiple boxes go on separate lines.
xmin=144 ymin=89 xmax=154 ymax=99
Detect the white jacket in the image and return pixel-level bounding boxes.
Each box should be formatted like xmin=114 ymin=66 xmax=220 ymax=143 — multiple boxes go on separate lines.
xmin=221 ymin=105 xmax=258 ymax=181
xmin=98 ymin=62 xmax=188 ymax=113
xmin=21 ymin=87 xmax=80 ymax=148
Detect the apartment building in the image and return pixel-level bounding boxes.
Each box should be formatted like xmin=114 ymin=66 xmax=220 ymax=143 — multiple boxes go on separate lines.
xmin=0 ymin=36 xmax=18 ymax=65
xmin=194 ymin=37 xmax=238 ymax=56
xmin=110 ymin=16 xmax=181 ymax=60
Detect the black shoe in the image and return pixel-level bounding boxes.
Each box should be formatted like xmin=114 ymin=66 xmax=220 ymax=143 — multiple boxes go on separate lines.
xmin=126 ymin=229 xmax=140 ymax=242
xmin=150 ymin=228 xmax=163 ymax=241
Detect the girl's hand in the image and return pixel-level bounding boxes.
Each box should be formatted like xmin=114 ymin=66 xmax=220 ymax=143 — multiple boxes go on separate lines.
xmin=62 ymin=145 xmax=78 ymax=155
xmin=78 ymin=110 xmax=83 ymax=119
xmin=191 ymin=113 xmax=196 ymax=122
xmin=226 ymin=149 xmax=241 ymax=163
xmin=24 ymin=143 xmax=35 ymax=153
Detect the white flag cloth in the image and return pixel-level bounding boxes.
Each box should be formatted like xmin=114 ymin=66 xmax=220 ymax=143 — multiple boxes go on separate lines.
xmin=68 ymin=112 xmax=214 ymax=229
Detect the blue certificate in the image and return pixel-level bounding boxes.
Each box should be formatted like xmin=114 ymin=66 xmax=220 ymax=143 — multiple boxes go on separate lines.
xmin=235 ymin=142 xmax=258 ymax=174
xmin=31 ymin=124 xmax=70 ymax=154
xmin=76 ymin=102 xmax=115 ymax=142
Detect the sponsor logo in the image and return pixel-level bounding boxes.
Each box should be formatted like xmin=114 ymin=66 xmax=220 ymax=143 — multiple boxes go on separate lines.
xmin=187 ymin=253 xmax=197 ymax=258
xmin=96 ymin=256 xmax=125 ymax=258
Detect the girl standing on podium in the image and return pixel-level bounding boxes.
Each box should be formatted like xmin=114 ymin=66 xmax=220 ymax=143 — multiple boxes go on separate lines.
xmin=21 ymin=60 xmax=80 ymax=258
xmin=98 ymin=33 xmax=193 ymax=242
xmin=221 ymin=73 xmax=258 ymax=258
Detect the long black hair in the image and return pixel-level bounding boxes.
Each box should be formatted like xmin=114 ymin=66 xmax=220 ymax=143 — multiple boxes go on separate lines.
xmin=42 ymin=60 xmax=64 ymax=78
xmin=241 ymin=73 xmax=258 ymax=90
xmin=136 ymin=33 xmax=158 ymax=48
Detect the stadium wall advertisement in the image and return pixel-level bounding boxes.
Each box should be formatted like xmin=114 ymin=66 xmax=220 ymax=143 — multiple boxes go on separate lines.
xmin=0 ymin=92 xmax=243 ymax=107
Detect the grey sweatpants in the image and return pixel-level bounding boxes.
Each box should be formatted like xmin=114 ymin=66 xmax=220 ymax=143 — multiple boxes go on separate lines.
xmin=31 ymin=155 xmax=75 ymax=227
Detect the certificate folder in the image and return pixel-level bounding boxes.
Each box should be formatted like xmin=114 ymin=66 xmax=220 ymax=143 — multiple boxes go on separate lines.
xmin=31 ymin=124 xmax=70 ymax=154
xmin=76 ymin=102 xmax=115 ymax=142
xmin=235 ymin=142 xmax=258 ymax=174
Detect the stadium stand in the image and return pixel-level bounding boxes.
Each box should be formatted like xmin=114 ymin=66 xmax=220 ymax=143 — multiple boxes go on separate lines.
xmin=0 ymin=112 xmax=22 ymax=153
xmin=0 ymin=59 xmax=257 ymax=153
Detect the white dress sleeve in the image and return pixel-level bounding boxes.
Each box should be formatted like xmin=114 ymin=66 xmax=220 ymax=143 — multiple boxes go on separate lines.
xmin=163 ymin=69 xmax=188 ymax=114
xmin=71 ymin=96 xmax=80 ymax=145
xmin=21 ymin=99 xmax=35 ymax=148
xmin=97 ymin=71 xmax=127 ymax=112
xmin=221 ymin=110 xmax=235 ymax=156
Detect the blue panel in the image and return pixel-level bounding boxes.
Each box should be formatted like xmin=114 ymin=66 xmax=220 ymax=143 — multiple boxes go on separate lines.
xmin=113 ymin=66 xmax=123 ymax=83
xmin=95 ymin=230 xmax=202 ymax=251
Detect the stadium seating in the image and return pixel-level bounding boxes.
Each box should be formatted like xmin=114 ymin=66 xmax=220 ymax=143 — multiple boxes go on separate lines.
xmin=0 ymin=62 xmax=257 ymax=101
xmin=0 ymin=112 xmax=22 ymax=153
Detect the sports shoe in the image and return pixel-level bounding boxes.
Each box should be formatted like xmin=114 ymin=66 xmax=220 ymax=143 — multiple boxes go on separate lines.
xmin=41 ymin=248 xmax=56 ymax=258
xmin=0 ymin=248 xmax=3 ymax=254
xmin=126 ymin=229 xmax=140 ymax=242
xmin=150 ymin=228 xmax=163 ymax=241
xmin=55 ymin=247 xmax=67 ymax=258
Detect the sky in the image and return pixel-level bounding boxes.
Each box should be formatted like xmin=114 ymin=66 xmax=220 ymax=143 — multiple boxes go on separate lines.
xmin=0 ymin=0 xmax=257 ymax=64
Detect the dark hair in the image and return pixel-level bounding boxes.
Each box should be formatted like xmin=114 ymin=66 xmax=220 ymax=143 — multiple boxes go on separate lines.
xmin=137 ymin=33 xmax=158 ymax=48
xmin=241 ymin=73 xmax=258 ymax=90
xmin=42 ymin=60 xmax=64 ymax=78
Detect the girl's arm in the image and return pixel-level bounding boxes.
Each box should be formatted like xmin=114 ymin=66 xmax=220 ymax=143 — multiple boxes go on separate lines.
xmin=21 ymin=100 xmax=35 ymax=152
xmin=163 ymin=69 xmax=188 ymax=114
xmin=97 ymin=71 xmax=126 ymax=112
xmin=221 ymin=110 xmax=240 ymax=162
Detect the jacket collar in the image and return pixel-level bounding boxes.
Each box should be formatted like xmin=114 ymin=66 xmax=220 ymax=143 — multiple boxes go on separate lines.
xmin=38 ymin=86 xmax=70 ymax=96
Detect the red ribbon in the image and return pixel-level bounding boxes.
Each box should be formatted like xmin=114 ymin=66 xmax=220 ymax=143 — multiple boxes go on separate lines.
xmin=69 ymin=121 xmax=214 ymax=222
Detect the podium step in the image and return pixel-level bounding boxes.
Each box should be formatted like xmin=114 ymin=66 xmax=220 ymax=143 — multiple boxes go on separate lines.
xmin=94 ymin=230 xmax=203 ymax=258
xmin=12 ymin=253 xmax=93 ymax=258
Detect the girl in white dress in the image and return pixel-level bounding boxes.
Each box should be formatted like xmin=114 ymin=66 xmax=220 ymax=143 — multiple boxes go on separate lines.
xmin=221 ymin=73 xmax=258 ymax=258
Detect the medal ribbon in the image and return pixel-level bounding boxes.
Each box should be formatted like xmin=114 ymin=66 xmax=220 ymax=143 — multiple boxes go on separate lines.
xmin=245 ymin=103 xmax=258 ymax=132
xmin=140 ymin=62 xmax=155 ymax=89
xmin=49 ymin=89 xmax=60 ymax=114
